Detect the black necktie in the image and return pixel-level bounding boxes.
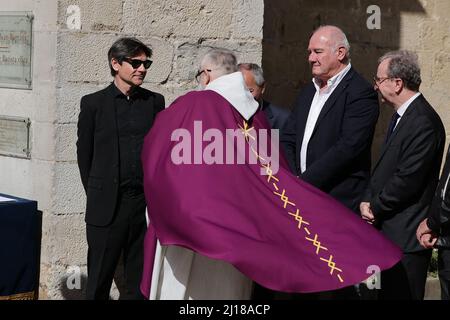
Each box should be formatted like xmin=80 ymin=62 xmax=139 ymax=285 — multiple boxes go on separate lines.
xmin=385 ymin=112 xmax=400 ymax=143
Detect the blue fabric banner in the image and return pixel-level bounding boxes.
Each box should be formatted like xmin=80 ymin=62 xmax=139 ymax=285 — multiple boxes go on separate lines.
xmin=0 ymin=193 xmax=40 ymax=300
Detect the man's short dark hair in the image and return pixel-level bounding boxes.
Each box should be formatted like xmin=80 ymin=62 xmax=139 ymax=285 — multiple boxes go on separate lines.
xmin=108 ymin=37 xmax=152 ymax=76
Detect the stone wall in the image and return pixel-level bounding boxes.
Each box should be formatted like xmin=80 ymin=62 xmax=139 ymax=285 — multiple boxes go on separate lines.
xmin=263 ymin=0 xmax=450 ymax=161
xmin=0 ymin=0 xmax=58 ymax=298
xmin=0 ymin=1 xmax=56 ymax=210
xmin=45 ymin=0 xmax=264 ymax=299
xmin=0 ymin=0 xmax=264 ymax=300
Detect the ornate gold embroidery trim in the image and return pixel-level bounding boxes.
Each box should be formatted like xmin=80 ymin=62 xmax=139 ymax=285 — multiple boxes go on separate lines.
xmin=239 ymin=120 xmax=345 ymax=284
xmin=0 ymin=291 xmax=36 ymax=300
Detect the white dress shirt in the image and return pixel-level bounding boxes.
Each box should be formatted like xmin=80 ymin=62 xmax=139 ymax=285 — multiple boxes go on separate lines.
xmin=393 ymin=92 xmax=421 ymax=130
xmin=300 ymin=63 xmax=352 ymax=173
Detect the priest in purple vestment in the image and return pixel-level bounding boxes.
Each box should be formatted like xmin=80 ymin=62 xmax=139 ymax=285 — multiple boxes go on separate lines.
xmin=139 ymin=48 xmax=402 ymax=300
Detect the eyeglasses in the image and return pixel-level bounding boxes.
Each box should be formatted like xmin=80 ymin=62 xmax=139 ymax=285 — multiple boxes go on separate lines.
xmin=195 ymin=69 xmax=212 ymax=82
xmin=122 ymin=58 xmax=153 ymax=69
xmin=373 ymin=76 xmax=391 ymax=85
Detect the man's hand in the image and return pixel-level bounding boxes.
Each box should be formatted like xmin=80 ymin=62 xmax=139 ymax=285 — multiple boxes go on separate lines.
xmin=419 ymin=233 xmax=438 ymax=249
xmin=360 ymin=202 xmax=375 ymax=224
xmin=416 ymin=218 xmax=432 ymax=242
xmin=416 ymin=218 xmax=438 ymax=249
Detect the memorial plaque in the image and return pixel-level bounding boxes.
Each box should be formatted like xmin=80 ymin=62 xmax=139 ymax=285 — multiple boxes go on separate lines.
xmin=0 ymin=116 xmax=31 ymax=159
xmin=0 ymin=12 xmax=33 ymax=89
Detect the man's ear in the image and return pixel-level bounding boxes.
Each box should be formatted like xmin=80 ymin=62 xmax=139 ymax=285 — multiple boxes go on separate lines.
xmin=261 ymin=83 xmax=266 ymax=95
xmin=337 ymin=47 xmax=347 ymax=62
xmin=111 ymin=58 xmax=120 ymax=73
xmin=394 ymin=78 xmax=404 ymax=94
xmin=205 ymin=72 xmax=212 ymax=86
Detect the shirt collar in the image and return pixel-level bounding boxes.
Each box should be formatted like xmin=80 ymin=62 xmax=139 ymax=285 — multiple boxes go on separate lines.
xmin=312 ymin=63 xmax=352 ymax=91
xmin=111 ymin=82 xmax=140 ymax=99
xmin=205 ymin=72 xmax=259 ymax=121
xmin=397 ymin=92 xmax=421 ymax=117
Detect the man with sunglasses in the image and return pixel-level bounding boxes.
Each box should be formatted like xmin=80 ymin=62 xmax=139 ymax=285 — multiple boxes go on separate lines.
xmin=76 ymin=37 xmax=165 ymax=299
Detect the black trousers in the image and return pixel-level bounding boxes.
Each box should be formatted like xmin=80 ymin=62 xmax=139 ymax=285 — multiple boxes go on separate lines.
xmin=379 ymin=250 xmax=432 ymax=300
xmin=438 ymin=248 xmax=450 ymax=300
xmin=86 ymin=191 xmax=146 ymax=300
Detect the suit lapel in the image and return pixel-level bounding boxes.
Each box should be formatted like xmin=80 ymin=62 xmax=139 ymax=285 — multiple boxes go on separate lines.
xmin=372 ymin=99 xmax=418 ymax=171
xmin=296 ymin=85 xmax=316 ymax=146
xmin=311 ymin=68 xmax=354 ymax=136
xmin=262 ymin=100 xmax=274 ymax=122
xmin=104 ymin=84 xmax=120 ymax=163
xmin=105 ymin=83 xmax=118 ymax=132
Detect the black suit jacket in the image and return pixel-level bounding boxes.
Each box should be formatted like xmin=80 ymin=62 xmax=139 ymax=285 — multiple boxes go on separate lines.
xmin=281 ymin=67 xmax=379 ymax=212
xmin=427 ymin=145 xmax=450 ymax=248
xmin=365 ymin=95 xmax=445 ymax=252
xmin=76 ymin=83 xmax=165 ymax=227
xmin=262 ymin=100 xmax=290 ymax=130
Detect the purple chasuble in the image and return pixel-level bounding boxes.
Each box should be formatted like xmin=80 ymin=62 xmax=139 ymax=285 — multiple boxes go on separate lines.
xmin=140 ymin=90 xmax=401 ymax=299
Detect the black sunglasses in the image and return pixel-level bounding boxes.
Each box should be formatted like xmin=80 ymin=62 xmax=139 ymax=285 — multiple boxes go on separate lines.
xmin=122 ymin=58 xmax=153 ymax=69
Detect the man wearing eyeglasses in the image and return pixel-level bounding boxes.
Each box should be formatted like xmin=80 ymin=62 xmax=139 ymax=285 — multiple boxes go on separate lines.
xmin=76 ymin=37 xmax=165 ymax=299
xmin=140 ymin=48 xmax=259 ymax=300
xmin=238 ymin=63 xmax=290 ymax=131
xmin=361 ymin=50 xmax=445 ymax=300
